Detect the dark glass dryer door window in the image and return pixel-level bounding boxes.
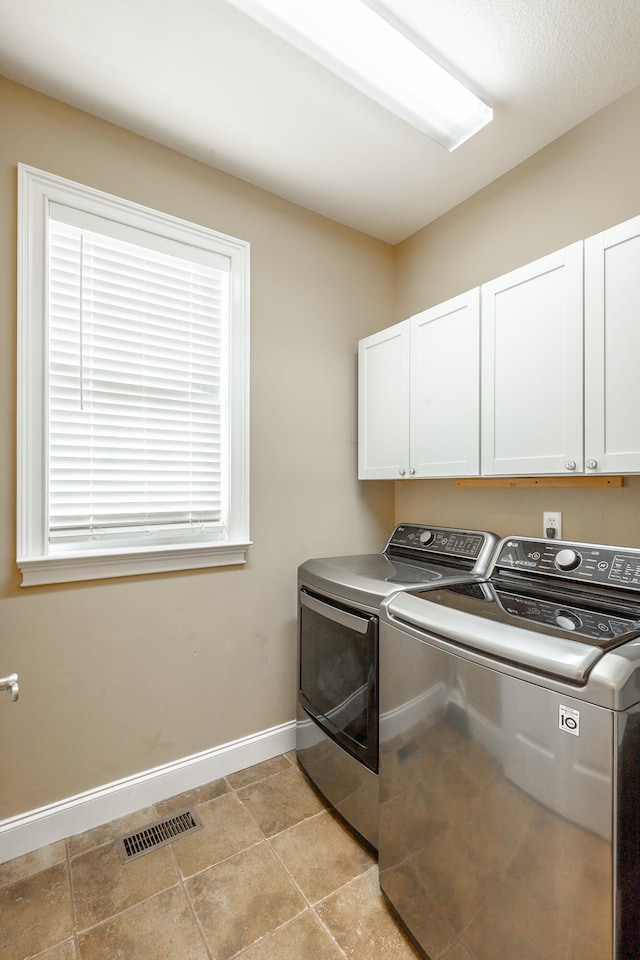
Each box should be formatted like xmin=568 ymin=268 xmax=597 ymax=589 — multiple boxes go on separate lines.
xmin=299 ymin=589 xmax=378 ymax=772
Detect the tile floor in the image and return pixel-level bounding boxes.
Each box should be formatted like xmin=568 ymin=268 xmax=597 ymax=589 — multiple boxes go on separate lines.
xmin=0 ymin=752 xmax=425 ymax=960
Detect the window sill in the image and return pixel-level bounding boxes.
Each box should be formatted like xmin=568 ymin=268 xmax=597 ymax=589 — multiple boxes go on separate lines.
xmin=17 ymin=541 xmax=251 ymax=587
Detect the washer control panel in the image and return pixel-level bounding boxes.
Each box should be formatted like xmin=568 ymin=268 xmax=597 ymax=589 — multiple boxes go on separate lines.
xmin=496 ymin=537 xmax=640 ymax=589
xmin=495 ymin=588 xmax=640 ymax=643
xmin=389 ymin=524 xmax=486 ymax=560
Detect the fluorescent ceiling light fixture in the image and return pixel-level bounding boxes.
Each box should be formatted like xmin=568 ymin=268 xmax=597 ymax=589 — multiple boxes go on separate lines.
xmin=225 ymin=0 xmax=492 ymax=150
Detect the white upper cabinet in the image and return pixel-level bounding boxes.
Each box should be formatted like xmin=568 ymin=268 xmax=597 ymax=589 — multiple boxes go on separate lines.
xmin=481 ymin=243 xmax=584 ymax=476
xmin=358 ymin=291 xmax=480 ymax=480
xmin=359 ymin=214 xmax=640 ymax=481
xmin=358 ymin=321 xmax=410 ymax=479
xmin=584 ymin=215 xmax=640 ymax=474
xmin=409 ymin=289 xmax=480 ymax=477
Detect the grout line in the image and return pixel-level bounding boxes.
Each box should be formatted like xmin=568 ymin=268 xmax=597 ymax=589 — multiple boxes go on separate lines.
xmin=0 ymin=845 xmax=68 ymax=890
xmin=225 ymin=755 xmax=295 ymax=792
xmin=227 ymin=905 xmax=310 ymax=960
xmin=71 ymin=878 xmax=184 ymax=939
xmin=227 ymin=768 xmax=351 ymax=958
xmin=172 ymin=835 xmax=266 ymax=883
xmin=8 ymin=755 xmax=406 ymax=960
xmin=309 ymin=907 xmax=350 ymax=960
xmin=169 ymin=843 xmax=215 ymax=960
xmin=65 ymin=836 xmax=81 ymax=958
xmin=259 ymin=818 xmax=367 ymax=960
xmin=229 ymin=905 xmax=348 ymax=960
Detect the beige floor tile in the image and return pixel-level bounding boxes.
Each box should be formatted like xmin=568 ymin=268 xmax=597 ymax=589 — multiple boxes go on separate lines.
xmin=316 ymin=869 xmax=422 ymax=960
xmin=33 ymin=940 xmax=78 ymax=960
xmin=67 ymin=806 xmax=157 ymax=859
xmin=236 ymin=765 xmax=326 ymax=836
xmin=226 ymin=754 xmax=292 ymax=790
xmin=0 ymin=840 xmax=67 ymax=888
xmin=77 ymin=884 xmax=208 ymax=960
xmin=171 ymin=791 xmax=263 ymax=877
xmin=2 ymin=756 xmax=423 ymax=960
xmin=0 ymin=863 xmax=73 ymax=960
xmin=270 ymin=810 xmax=374 ymax=904
xmin=71 ymin=840 xmax=178 ymax=930
xmin=187 ymin=841 xmax=306 ymax=959
xmin=237 ymin=911 xmax=345 ymax=960
xmin=153 ymin=776 xmax=229 ymax=818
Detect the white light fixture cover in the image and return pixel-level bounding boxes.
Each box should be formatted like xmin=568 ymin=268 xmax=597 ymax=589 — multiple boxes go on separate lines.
xmin=225 ymin=0 xmax=492 ymax=150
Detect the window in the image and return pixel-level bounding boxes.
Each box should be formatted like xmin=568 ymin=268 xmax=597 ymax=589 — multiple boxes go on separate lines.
xmin=17 ymin=165 xmax=250 ymax=586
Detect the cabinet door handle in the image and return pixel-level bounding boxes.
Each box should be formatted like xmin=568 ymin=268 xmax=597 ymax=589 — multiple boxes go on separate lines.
xmin=398 ymin=468 xmax=406 ymax=477
xmin=408 ymin=467 xmax=416 ymax=476
xmin=565 ymin=460 xmax=577 ymax=471
xmin=0 ymin=673 xmax=19 ymax=703
xmin=586 ymin=459 xmax=598 ymax=470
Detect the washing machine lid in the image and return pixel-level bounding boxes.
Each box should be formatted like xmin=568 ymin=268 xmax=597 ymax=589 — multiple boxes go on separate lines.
xmin=384 ymin=585 xmax=609 ymax=683
xmin=416 ymin=579 xmax=640 ymax=646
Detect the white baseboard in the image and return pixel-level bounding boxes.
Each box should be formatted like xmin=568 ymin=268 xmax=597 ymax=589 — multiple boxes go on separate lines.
xmin=0 ymin=720 xmax=296 ymax=865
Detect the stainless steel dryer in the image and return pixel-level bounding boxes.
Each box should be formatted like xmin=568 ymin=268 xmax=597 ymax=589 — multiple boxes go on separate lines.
xmin=297 ymin=523 xmax=498 ymax=849
xmin=379 ymin=534 xmax=640 ymax=960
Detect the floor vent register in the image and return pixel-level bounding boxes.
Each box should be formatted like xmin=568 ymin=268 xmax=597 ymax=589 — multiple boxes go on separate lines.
xmin=116 ymin=807 xmax=203 ymax=863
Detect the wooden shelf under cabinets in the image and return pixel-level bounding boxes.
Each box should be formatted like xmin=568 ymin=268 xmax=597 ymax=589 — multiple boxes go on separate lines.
xmin=455 ymin=476 xmax=623 ymax=489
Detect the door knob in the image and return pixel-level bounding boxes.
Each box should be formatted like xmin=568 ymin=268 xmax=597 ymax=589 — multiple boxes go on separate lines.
xmin=586 ymin=459 xmax=598 ymax=470
xmin=565 ymin=460 xmax=577 ymax=471
xmin=1 ymin=673 xmax=19 ymax=702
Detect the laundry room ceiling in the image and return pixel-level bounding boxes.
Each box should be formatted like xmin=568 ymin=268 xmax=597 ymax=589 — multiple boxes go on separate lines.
xmin=1 ymin=0 xmax=639 ymax=243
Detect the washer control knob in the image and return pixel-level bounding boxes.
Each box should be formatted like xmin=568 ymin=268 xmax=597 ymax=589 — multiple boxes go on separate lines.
xmin=419 ymin=530 xmax=435 ymax=546
xmin=565 ymin=460 xmax=577 ymax=471
xmin=586 ymin=459 xmax=598 ymax=470
xmin=555 ymin=610 xmax=582 ymax=631
xmin=555 ymin=548 xmax=581 ymax=571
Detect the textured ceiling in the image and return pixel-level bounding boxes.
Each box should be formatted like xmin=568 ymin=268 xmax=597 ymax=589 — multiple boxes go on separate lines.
xmin=1 ymin=0 xmax=639 ymax=243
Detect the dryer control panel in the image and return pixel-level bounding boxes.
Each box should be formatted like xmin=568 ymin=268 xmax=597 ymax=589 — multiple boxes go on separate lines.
xmin=388 ymin=524 xmax=486 ymax=560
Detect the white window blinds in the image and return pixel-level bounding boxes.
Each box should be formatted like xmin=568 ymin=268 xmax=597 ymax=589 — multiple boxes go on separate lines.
xmin=47 ymin=206 xmax=231 ymax=547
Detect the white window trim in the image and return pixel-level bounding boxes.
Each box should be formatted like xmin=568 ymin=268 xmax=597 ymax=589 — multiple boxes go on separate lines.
xmin=17 ymin=164 xmax=250 ymax=586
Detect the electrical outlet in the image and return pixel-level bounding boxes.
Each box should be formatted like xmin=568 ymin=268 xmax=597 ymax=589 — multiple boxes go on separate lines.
xmin=543 ymin=511 xmax=562 ymax=539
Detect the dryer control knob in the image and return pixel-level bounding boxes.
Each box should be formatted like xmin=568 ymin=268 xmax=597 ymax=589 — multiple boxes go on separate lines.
xmin=555 ymin=549 xmax=581 ymax=572
xmin=419 ymin=530 xmax=435 ymax=545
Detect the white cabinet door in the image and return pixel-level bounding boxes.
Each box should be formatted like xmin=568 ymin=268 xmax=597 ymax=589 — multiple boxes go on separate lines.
xmin=358 ymin=321 xmax=410 ymax=479
xmin=585 ymin=215 xmax=640 ymax=474
xmin=481 ymin=242 xmax=584 ymax=475
xmin=410 ymin=289 xmax=480 ymax=477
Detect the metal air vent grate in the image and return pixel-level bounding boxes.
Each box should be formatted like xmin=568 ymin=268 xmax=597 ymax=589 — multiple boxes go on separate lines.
xmin=116 ymin=807 xmax=203 ymax=863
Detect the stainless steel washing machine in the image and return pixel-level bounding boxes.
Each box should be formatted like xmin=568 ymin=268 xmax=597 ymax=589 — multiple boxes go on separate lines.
xmin=297 ymin=524 xmax=499 ymax=849
xmin=379 ymin=534 xmax=640 ymax=960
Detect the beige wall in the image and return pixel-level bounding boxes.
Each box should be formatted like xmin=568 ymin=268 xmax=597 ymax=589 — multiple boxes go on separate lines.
xmin=4 ymin=72 xmax=640 ymax=824
xmin=394 ymin=83 xmax=640 ymax=548
xmin=0 ymin=78 xmax=395 ymax=819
